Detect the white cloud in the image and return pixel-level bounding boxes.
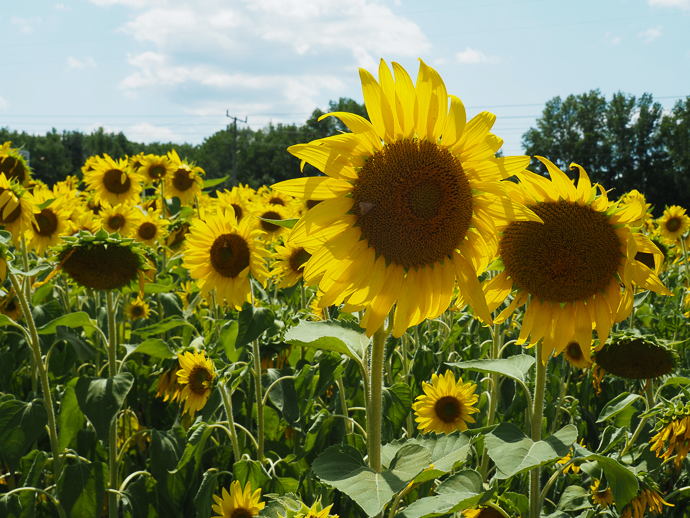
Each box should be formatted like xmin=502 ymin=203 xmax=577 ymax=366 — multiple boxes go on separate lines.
xmin=127 ymin=122 xmax=184 ymax=143
xmin=455 ymin=47 xmax=499 ymax=65
xmin=649 ymin=0 xmax=690 ymax=9
xmin=66 ymin=57 xmax=96 ymax=70
xmin=638 ymin=26 xmax=662 ymax=43
xmin=11 ymin=16 xmax=42 ymax=34
xmin=0 ymin=96 xmax=8 ymax=111
xmin=604 ymin=32 xmax=622 ymax=45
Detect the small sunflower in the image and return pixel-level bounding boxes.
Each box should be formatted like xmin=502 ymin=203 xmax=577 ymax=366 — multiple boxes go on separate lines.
xmin=27 ymin=186 xmax=74 ymax=256
xmin=83 ymin=154 xmax=144 ymax=206
xmin=98 ymin=202 xmax=142 ymax=237
xmin=155 ymin=365 xmax=184 ymax=403
xmin=261 ymin=189 xmax=293 ymax=208
xmin=288 ymin=500 xmax=339 ymax=518
xmin=166 ymin=221 xmax=190 ymax=250
xmin=272 ymin=234 xmax=312 ymax=289
xmin=215 ymin=187 xmax=249 ymax=222
xmin=412 ymin=370 xmax=479 ymax=434
xmin=138 ymin=154 xmax=176 ymax=186
xmin=462 ymin=509 xmax=502 ymax=518
xmin=165 ymin=150 xmax=204 ymax=205
xmin=556 ymin=451 xmax=580 ymax=474
xmin=0 ymin=290 xmax=22 ymax=321
xmin=563 ymin=341 xmax=592 ymax=370
xmin=657 ymin=205 xmax=690 ymax=242
xmin=0 ymin=173 xmax=37 ymax=245
xmin=212 ymin=481 xmax=265 ymax=518
xmin=125 ymin=297 xmax=150 ymax=321
xmin=183 ymin=208 xmax=269 ymax=309
xmin=176 ymin=349 xmax=216 ymax=416
xmin=590 ymin=479 xmax=614 ymax=509
xmin=483 ymin=159 xmax=671 ymax=364
xmin=0 ymin=142 xmax=31 ymax=185
xmin=650 ymin=400 xmax=690 ymax=468
xmin=250 ymin=202 xmax=292 ymax=243
xmin=593 ymin=332 xmax=677 ymax=380
xmin=133 ymin=208 xmax=169 ymax=247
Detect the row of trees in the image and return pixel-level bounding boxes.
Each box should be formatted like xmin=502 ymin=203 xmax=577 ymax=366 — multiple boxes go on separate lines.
xmin=2 ymin=92 xmax=689 ymax=213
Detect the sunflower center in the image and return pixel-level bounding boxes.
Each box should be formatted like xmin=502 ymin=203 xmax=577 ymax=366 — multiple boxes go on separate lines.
xmin=268 ymin=196 xmax=285 ymax=206
xmin=306 ymin=200 xmax=322 ymax=210
xmin=189 ymin=366 xmax=211 ymax=394
xmin=666 ymin=217 xmax=682 ymax=232
xmin=0 ymin=188 xmax=21 ymax=224
xmin=6 ymin=300 xmax=17 ymax=311
xmin=231 ymin=204 xmax=243 ymax=221
xmin=132 ymin=306 xmax=144 ymax=317
xmin=566 ymin=342 xmax=583 ymax=360
xmin=34 ymin=209 xmax=58 ymax=236
xmin=108 ymin=215 xmax=124 ymax=230
xmin=351 ymin=139 xmax=473 ymax=269
xmin=260 ymin=211 xmax=281 ymax=232
xmin=434 ymin=395 xmax=462 ymax=423
xmin=289 ymin=247 xmax=312 ymax=274
xmin=210 ymin=233 xmax=250 ymax=278
xmin=103 ymin=169 xmax=131 ymax=194
xmin=148 ymin=165 xmax=166 ymax=179
xmin=173 ymin=169 xmax=194 ymax=191
xmin=138 ymin=222 xmax=158 ymax=240
xmin=500 ymin=200 xmax=621 ymax=303
xmin=231 ymin=508 xmax=255 ymax=518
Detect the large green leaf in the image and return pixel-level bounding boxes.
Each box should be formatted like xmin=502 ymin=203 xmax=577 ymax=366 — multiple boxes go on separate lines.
xmin=203 ymin=176 xmax=229 ymax=189
xmin=285 ymin=320 xmax=370 ymax=365
xmin=0 ymin=399 xmax=48 ymax=472
xmin=383 ymin=382 xmax=412 ymax=439
xmin=398 ymin=470 xmax=493 ymax=518
xmin=57 ymin=461 xmax=109 ymax=518
xmin=36 ymin=312 xmax=95 ymax=334
xmin=236 ymin=303 xmax=276 ymax=348
xmin=448 ymin=355 xmax=536 ymax=386
xmin=122 ymin=339 xmax=176 ymax=360
xmin=312 ymin=443 xmax=431 ymax=517
xmin=597 ymin=393 xmax=642 ymax=423
xmin=485 ymin=423 xmax=577 ymax=479
xmin=75 ymin=373 xmax=134 ymax=443
xmin=556 ymin=486 xmax=593 ymax=512
xmin=59 ymin=377 xmax=86 ymax=451
xmin=233 ymin=458 xmax=272 ymax=492
xmin=194 ymin=469 xmax=220 ymax=518
xmin=150 ymin=427 xmax=188 ymax=510
xmin=133 ymin=316 xmax=195 ymax=338
xmin=220 ymin=321 xmax=241 ymax=362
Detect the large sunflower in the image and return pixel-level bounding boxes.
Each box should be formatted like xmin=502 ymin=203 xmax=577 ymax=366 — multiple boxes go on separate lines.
xmin=412 ymin=370 xmax=479 ymax=434
xmin=273 ymin=59 xmax=539 ymax=337
xmin=483 ymin=158 xmax=671 ymax=364
xmin=183 ymin=208 xmax=269 ymax=309
xmin=212 ymin=481 xmax=264 ymax=518
xmin=176 ymin=349 xmax=216 ymax=416
xmin=83 ymin=154 xmax=144 ymax=206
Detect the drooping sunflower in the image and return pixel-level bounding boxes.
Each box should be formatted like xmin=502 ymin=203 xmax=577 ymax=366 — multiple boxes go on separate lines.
xmin=649 ymin=401 xmax=690 ymax=468
xmin=155 ymin=364 xmax=183 ymax=403
xmin=132 ymin=208 xmax=169 ymax=247
xmin=590 ymin=479 xmax=614 ymax=509
xmin=183 ymin=208 xmax=269 ymax=309
xmin=273 ymin=59 xmax=540 ymax=337
xmin=98 ymin=202 xmax=142 ymax=237
xmin=563 ymin=341 xmax=592 ymax=370
xmin=0 ymin=173 xmax=37 ymax=245
xmin=657 ymin=205 xmax=690 ymax=243
xmin=272 ymin=234 xmax=312 ymax=288
xmin=212 ymin=481 xmax=264 ymax=518
xmin=0 ymin=142 xmax=31 ymax=186
xmin=138 ymin=154 xmax=176 ymax=187
xmin=593 ymin=332 xmax=677 ymax=380
xmin=620 ymin=480 xmax=672 ymax=518
xmin=176 ymin=349 xmax=216 ymax=416
xmin=165 ymin=150 xmax=204 ymax=205
xmin=27 ymin=186 xmax=74 ymax=256
xmin=83 ymin=154 xmax=144 ymax=206
xmin=412 ymin=370 xmax=479 ymax=434
xmin=125 ymin=297 xmax=150 ymax=321
xmin=483 ymin=158 xmax=672 ymax=364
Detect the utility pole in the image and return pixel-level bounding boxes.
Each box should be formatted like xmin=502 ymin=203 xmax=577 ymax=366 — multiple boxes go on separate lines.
xmin=226 ymin=111 xmax=247 ymax=188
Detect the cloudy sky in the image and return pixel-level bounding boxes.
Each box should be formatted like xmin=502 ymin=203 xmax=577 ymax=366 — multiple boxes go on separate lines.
xmin=1 ymin=0 xmax=689 ymax=155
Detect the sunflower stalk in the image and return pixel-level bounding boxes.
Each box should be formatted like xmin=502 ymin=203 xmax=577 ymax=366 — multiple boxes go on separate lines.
xmin=622 ymin=379 xmax=656 ymax=457
xmin=219 ymin=379 xmax=242 ymax=461
xmin=106 ymin=291 xmax=119 ymax=518
xmin=367 ymin=316 xmax=391 ymax=473
xmin=481 ymin=323 xmax=502 ymax=481
xmin=530 ymin=342 xmax=547 ymax=518
xmin=336 ymin=375 xmax=351 ymax=435
xmin=252 ymin=337 xmax=265 ymax=463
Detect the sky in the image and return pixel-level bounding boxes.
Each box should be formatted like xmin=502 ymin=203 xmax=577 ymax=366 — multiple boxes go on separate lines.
xmin=1 ymin=0 xmax=689 ymax=156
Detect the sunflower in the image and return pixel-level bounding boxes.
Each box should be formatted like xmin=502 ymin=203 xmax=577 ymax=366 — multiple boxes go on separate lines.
xmin=273 ymin=59 xmax=540 ymax=337
xmin=166 ymin=221 xmax=190 ymax=250
xmin=250 ymin=202 xmax=292 ymax=243
xmin=593 ymin=332 xmax=677 ymax=380
xmin=462 ymin=508 xmax=502 ymax=518
xmin=563 ymin=341 xmax=592 ymax=370
xmin=590 ymin=479 xmax=614 ymax=509
xmin=657 ymin=205 xmax=690 ymax=242
xmin=216 ymin=187 xmax=249 ymax=222
xmin=165 ymin=150 xmax=204 ymax=205
xmin=412 ymin=370 xmax=479 ymax=434
xmin=0 ymin=173 xmax=37 ymax=245
xmin=272 ymin=234 xmax=312 ymax=288
xmin=155 ymin=365 xmax=183 ymax=403
xmin=138 ymin=154 xmax=176 ymax=186
xmin=291 ymin=500 xmax=339 ymax=518
xmin=0 ymin=290 xmax=22 ymax=321
xmin=98 ymin=202 xmax=142 ymax=237
xmin=133 ymin=208 xmax=169 ymax=247
xmin=620 ymin=481 xmax=672 ymax=518
xmin=27 ymin=186 xmax=74 ymax=256
xmin=83 ymin=154 xmax=144 ymax=206
xmin=261 ymin=189 xmax=293 ymax=208
xmin=176 ymin=349 xmax=216 ymax=416
xmin=183 ymin=208 xmax=269 ymax=309
xmin=556 ymin=451 xmax=580 ymax=474
xmin=212 ymin=481 xmax=265 ymax=518
xmin=0 ymin=142 xmax=31 ymax=185
xmin=125 ymin=297 xmax=150 ymax=321
xmin=650 ymin=401 xmax=690 ymax=468
xmin=483 ymin=158 xmax=672 ymax=364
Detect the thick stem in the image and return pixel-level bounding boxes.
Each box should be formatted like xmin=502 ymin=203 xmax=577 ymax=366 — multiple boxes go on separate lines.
xmin=402 ymin=334 xmax=414 ymax=437
xmin=530 ymin=342 xmax=547 ymax=518
xmin=367 ymin=323 xmax=388 ymax=473
xmin=219 ymin=380 xmax=242 ymax=461
xmin=106 ymin=292 xmax=118 ymax=518
xmin=481 ymin=323 xmax=501 ymax=481
xmin=8 ymin=271 xmax=62 ymax=483
xmin=550 ymin=363 xmax=570 ymax=435
xmin=252 ymin=338 xmax=265 ymax=463
xmin=622 ymin=379 xmax=655 ymax=457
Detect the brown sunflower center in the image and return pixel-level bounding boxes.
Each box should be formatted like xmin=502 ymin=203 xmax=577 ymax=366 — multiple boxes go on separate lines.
xmin=34 ymin=209 xmax=58 ymax=236
xmin=260 ymin=211 xmax=281 ymax=232
xmin=169 ymin=223 xmax=189 ymax=249
xmin=666 ymin=217 xmax=682 ymax=232
xmin=351 ymin=139 xmax=473 ymax=269
xmin=565 ymin=342 xmax=583 ymax=360
xmin=231 ymin=203 xmax=243 ymax=221
xmin=210 ymin=233 xmax=250 ymax=278
xmin=173 ymin=169 xmax=194 ymax=191
xmin=289 ymin=247 xmax=312 ymax=274
xmin=0 ymin=188 xmax=22 ymax=224
xmin=62 ymin=243 xmax=140 ymax=290
xmin=148 ymin=165 xmax=166 ymax=180
xmin=103 ymin=169 xmax=131 ymax=194
xmin=500 ymin=200 xmax=621 ymax=303
xmin=189 ymin=366 xmax=212 ymax=394
xmin=6 ymin=300 xmax=17 ymax=312
xmin=0 ymin=156 xmax=27 ymax=183
xmin=108 ymin=215 xmax=124 ymax=230
xmin=268 ymin=196 xmax=285 ymax=206
xmin=434 ymin=395 xmax=462 ymax=423
xmin=230 ymin=508 xmax=255 ymax=518
xmin=131 ymin=306 xmax=144 ymax=317
xmin=306 ymin=199 xmax=322 ymax=210
xmin=138 ymin=222 xmax=158 ymax=240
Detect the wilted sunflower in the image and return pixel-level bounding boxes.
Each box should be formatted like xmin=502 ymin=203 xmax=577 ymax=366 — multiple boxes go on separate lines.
xmin=83 ymin=154 xmax=144 ymax=206
xmin=657 ymin=205 xmax=690 ymax=242
xmin=0 ymin=173 xmax=36 ymax=244
xmin=133 ymin=208 xmax=169 ymax=247
xmin=563 ymin=341 xmax=592 ymax=370
xmin=590 ymin=479 xmax=614 ymax=509
xmin=138 ymin=154 xmax=176 ymax=186
xmin=125 ymin=297 xmax=150 ymax=321
xmin=98 ymin=202 xmax=142 ymax=237
xmin=183 ymin=208 xmax=269 ymax=309
xmin=177 ymin=349 xmax=216 ymax=416
xmin=273 ymin=59 xmax=539 ymax=337
xmin=620 ymin=480 xmax=672 ymax=518
xmin=272 ymin=234 xmax=312 ymax=288
xmin=650 ymin=401 xmax=690 ymax=468
xmin=155 ymin=365 xmax=183 ymax=403
xmin=0 ymin=142 xmax=31 ymax=185
xmin=413 ymin=370 xmax=479 ymax=434
xmin=212 ymin=481 xmax=265 ymax=518
xmin=593 ymin=332 xmax=677 ymax=380
xmin=165 ymin=150 xmax=204 ymax=205
xmin=483 ymin=159 xmax=671 ymax=364
xmin=27 ymin=186 xmax=74 ymax=256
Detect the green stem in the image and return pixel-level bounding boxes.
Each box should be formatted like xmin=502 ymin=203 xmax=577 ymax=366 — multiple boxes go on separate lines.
xmin=8 ymin=271 xmax=62 ymax=483
xmin=106 ymin=292 xmax=118 ymax=518
xmin=5 ymin=487 xmax=67 ymax=518
xmin=622 ymin=379 xmax=655 ymax=457
xmin=481 ymin=323 xmax=501 ymax=481
xmin=530 ymin=342 xmax=547 ymax=518
xmin=336 ymin=375 xmax=351 ymax=435
xmin=252 ymin=338 xmax=265 ymax=463
xmin=219 ymin=379 xmax=242 ymax=461
xmin=367 ymin=322 xmax=389 ymax=473
xmin=550 ymin=363 xmax=570 ymax=435
xmin=402 ymin=334 xmax=414 ymax=437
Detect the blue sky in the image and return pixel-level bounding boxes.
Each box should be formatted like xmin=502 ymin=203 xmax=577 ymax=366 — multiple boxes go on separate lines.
xmin=1 ymin=0 xmax=689 ymax=156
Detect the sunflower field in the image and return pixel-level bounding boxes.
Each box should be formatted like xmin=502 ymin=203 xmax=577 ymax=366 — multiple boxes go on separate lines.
xmin=2 ymin=60 xmax=690 ymax=518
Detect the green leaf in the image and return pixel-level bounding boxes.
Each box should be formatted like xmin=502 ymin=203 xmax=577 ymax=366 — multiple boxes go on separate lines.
xmin=173 ymin=423 xmax=214 ymax=474
xmin=597 ymin=393 xmax=642 ymax=423
xmin=236 ymin=303 xmax=276 ymax=348
xmin=557 ymin=486 xmax=593 ymax=511
xmin=383 ymin=382 xmax=412 ymax=438
xmin=233 ymin=458 xmax=271 ymax=492
xmin=19 ymin=450 xmax=48 ymax=488
xmin=448 ymin=355 xmax=535 ymax=386
xmin=0 ymin=314 xmax=23 ymax=329
xmin=203 ymin=176 xmax=229 ymax=189
xmin=150 ymin=427 xmax=187 ymax=508
xmin=75 ymin=373 xmax=134 ymax=443
xmin=0 ymin=399 xmax=48 ymax=472
xmin=485 ymin=423 xmax=577 ymax=479
xmin=399 ymin=469 xmax=493 ymax=518
xmin=312 ymin=443 xmax=431 ymax=517
xmin=220 ymin=321 xmax=241 ymax=362
xmin=121 ymin=475 xmax=151 ymax=518
xmin=572 ymin=445 xmax=639 ymax=509
xmin=285 ymin=320 xmax=370 ymax=365
xmin=596 ymin=426 xmax=627 ymax=454
xmin=194 ymin=469 xmax=220 ymax=518
xmin=57 ymin=327 xmax=98 ymax=361
xmin=57 ymin=461 xmax=109 ymax=518
xmin=257 ymin=217 xmax=299 ymax=229
xmin=59 ymin=377 xmax=86 ymax=451
xmin=0 ymin=494 xmax=22 ymax=518
xmin=123 ymin=339 xmax=176 ymax=360
xmin=123 ymin=282 xmax=175 ymax=295
xmin=36 ymin=311 xmax=95 ymax=334
xmin=133 ymin=315 xmax=195 ymax=338
xmin=8 ymin=262 xmax=52 ymax=277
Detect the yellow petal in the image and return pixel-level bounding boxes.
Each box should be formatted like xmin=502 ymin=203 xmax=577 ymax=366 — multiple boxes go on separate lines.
xmin=392 ymin=61 xmax=417 ymax=139
xmin=535 ymin=156 xmax=577 ymax=202
xmin=360 ymin=68 xmax=395 ymax=143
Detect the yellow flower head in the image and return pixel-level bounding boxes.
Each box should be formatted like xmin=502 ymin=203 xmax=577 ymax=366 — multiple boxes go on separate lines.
xmin=83 ymin=154 xmax=144 ymax=206
xmin=133 ymin=208 xmax=169 ymax=247
xmin=98 ymin=202 xmax=143 ymax=237
xmin=563 ymin=340 xmax=593 ymax=370
xmin=412 ymin=370 xmax=479 ymax=435
xmin=165 ymin=150 xmax=204 ymax=205
xmin=125 ymin=297 xmax=150 ymax=321
xmin=212 ymin=480 xmax=265 ymax=518
xmin=272 ymin=232 xmax=313 ymax=289
xmin=249 ymin=202 xmax=293 ymax=243
xmin=650 ymin=401 xmax=690 ymax=468
xmin=156 ymin=365 xmax=183 ymax=403
xmin=215 ymin=187 xmax=250 ymax=223
xmin=657 ymin=205 xmax=690 ymax=243
xmin=27 ymin=185 xmax=74 ymax=256
xmin=0 ymin=290 xmax=22 ymax=322
xmin=138 ymin=154 xmax=176 ymax=186
xmin=0 ymin=142 xmax=31 ymax=186
xmin=0 ymin=173 xmax=37 ymax=245
xmin=273 ymin=59 xmax=540 ymax=337
xmin=176 ymin=349 xmax=216 ymax=417
xmin=590 ymin=479 xmax=614 ymax=509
